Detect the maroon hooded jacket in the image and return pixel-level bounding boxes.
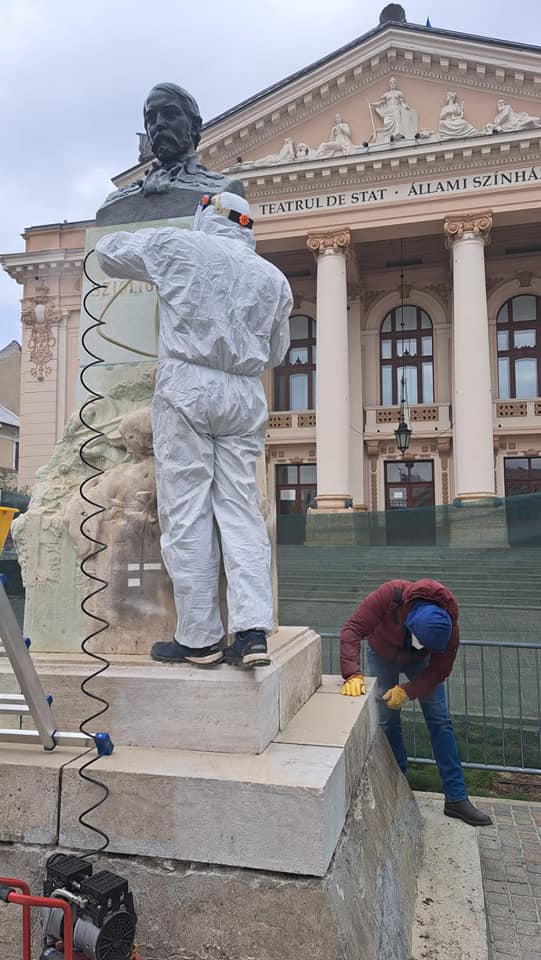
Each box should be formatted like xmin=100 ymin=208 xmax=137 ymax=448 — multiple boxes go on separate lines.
xmin=339 ymin=578 xmax=459 ymax=701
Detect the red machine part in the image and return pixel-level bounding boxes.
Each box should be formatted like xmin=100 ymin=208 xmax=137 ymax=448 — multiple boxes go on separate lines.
xmin=1 ymin=878 xmax=74 ymax=960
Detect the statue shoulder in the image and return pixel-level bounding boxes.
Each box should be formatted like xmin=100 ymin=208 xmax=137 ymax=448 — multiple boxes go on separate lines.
xmin=99 ymin=179 xmax=144 ymax=210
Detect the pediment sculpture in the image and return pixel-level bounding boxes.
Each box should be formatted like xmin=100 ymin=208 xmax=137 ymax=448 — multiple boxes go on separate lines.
xmin=439 ymin=92 xmax=479 ymax=139
xmin=226 ymin=84 xmax=541 ymax=173
xmin=490 ymin=99 xmax=541 ymax=133
xmin=315 ymin=114 xmax=354 ymax=157
xmin=368 ymin=77 xmax=428 ymax=143
xmin=230 ymin=113 xmax=367 ymax=170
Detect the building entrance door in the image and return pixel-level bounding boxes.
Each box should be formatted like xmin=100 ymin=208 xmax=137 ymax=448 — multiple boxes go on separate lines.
xmin=276 ymin=464 xmax=317 ymax=544
xmin=504 ymin=456 xmax=541 ymax=546
xmin=384 ymin=460 xmax=436 ymax=545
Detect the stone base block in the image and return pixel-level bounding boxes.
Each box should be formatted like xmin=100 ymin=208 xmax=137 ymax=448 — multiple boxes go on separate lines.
xmin=59 ymin=679 xmax=376 ymax=876
xmin=0 ymin=729 xmax=421 ymax=960
xmin=0 ymin=627 xmax=321 ymax=755
xmin=0 ymin=744 xmax=81 ymax=844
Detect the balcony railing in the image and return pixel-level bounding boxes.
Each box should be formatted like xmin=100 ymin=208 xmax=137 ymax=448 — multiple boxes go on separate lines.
xmin=494 ymin=399 xmax=541 ymax=420
xmin=267 ymin=411 xmax=316 ymax=433
xmin=365 ymin=404 xmax=451 ymax=433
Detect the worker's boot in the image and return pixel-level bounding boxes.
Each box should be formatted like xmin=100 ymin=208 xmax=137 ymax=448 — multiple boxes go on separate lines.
xmin=224 ymin=630 xmax=270 ymax=668
xmin=444 ymin=799 xmax=493 ymax=826
xmin=150 ymin=640 xmax=224 ymax=666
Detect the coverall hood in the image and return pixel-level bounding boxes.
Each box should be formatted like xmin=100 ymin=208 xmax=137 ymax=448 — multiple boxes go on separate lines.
xmin=193 ymin=191 xmax=256 ymax=249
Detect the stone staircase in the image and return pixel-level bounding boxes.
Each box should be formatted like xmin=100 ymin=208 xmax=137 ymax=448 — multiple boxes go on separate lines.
xmin=278 ymin=545 xmax=541 ymax=644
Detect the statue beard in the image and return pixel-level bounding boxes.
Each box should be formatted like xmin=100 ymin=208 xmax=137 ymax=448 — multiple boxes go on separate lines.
xmin=149 ymin=129 xmax=194 ymax=167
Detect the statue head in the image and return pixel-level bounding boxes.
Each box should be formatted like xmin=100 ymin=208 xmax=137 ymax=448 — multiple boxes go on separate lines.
xmin=119 ymin=409 xmax=154 ymax=460
xmin=497 ymin=98 xmax=506 ymax=110
xmin=446 ymin=92 xmax=457 ymax=103
xmin=389 ymin=77 xmax=397 ymax=90
xmin=296 ymin=142 xmax=309 ymax=158
xmin=143 ymin=83 xmax=203 ymax=166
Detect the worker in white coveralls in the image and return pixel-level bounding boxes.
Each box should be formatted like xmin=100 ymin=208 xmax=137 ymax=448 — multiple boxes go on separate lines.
xmin=95 ymin=193 xmax=292 ymax=668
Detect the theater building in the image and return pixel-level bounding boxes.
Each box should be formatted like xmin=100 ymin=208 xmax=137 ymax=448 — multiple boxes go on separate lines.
xmin=3 ymin=8 xmax=541 ymax=540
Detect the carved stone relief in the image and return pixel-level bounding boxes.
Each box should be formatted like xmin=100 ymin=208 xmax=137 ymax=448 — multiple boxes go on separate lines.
xmin=306 ymin=228 xmax=351 ymax=255
xmin=225 ymin=86 xmax=541 ymax=174
xmin=369 ymin=77 xmax=429 ymax=143
xmin=489 ymin=100 xmax=541 ymax=133
xmin=439 ymin=93 xmax=479 ymax=139
xmin=444 ymin=211 xmax=493 ymax=244
xmin=21 ymin=283 xmax=62 ymax=381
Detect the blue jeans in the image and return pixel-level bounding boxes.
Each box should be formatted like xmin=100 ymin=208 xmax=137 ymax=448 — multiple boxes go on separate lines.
xmin=366 ymin=645 xmax=467 ymax=802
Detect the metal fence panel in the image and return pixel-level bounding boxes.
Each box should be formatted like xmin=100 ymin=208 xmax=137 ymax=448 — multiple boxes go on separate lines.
xmin=320 ymin=634 xmax=541 ymax=774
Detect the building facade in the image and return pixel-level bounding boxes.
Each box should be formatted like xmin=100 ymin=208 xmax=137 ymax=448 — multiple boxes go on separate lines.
xmin=2 ymin=13 xmax=541 ymax=537
xmin=0 ymin=340 xmax=21 ymax=484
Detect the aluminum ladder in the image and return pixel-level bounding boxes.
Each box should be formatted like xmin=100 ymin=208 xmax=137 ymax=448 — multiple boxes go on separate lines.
xmin=0 ymin=575 xmax=101 ymax=751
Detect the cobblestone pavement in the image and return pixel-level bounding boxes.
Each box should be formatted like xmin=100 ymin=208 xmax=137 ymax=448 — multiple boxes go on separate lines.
xmin=474 ymin=797 xmax=541 ymax=960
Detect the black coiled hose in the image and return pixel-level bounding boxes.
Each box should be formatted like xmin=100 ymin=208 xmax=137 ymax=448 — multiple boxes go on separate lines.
xmin=75 ymin=249 xmax=112 ymax=856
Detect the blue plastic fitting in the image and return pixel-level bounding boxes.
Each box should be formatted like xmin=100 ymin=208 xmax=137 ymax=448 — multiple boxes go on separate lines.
xmin=94 ymin=732 xmax=114 ymax=756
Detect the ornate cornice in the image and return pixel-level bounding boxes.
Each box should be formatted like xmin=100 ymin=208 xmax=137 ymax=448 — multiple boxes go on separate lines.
xmin=243 ymin=141 xmax=541 ymax=206
xmin=307 ymin=229 xmax=351 ymax=255
xmin=1 ymin=249 xmax=84 ymax=283
xmin=444 ymin=210 xmax=493 ymax=245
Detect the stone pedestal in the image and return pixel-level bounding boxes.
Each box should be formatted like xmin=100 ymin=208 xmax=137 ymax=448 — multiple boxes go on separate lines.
xmin=0 ymin=726 xmax=427 ymax=960
xmin=0 ymin=627 xmax=320 ymax=754
xmin=0 ymin=644 xmax=489 ymax=958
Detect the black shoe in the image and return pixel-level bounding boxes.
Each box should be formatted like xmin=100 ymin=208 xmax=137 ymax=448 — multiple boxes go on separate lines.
xmin=444 ymin=799 xmax=493 ymax=827
xmin=150 ymin=640 xmax=224 ymax=666
xmin=224 ymin=630 xmax=271 ymax=669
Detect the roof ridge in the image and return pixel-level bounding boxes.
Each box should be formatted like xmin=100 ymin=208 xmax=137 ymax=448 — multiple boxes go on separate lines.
xmin=203 ymin=20 xmax=541 ymax=132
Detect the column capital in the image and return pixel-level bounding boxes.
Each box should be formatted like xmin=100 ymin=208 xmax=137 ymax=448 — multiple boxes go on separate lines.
xmin=307 ymin=228 xmax=351 ymax=255
xmin=443 ymin=211 xmax=493 ymax=247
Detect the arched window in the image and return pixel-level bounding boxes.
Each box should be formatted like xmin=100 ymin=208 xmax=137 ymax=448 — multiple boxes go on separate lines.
xmin=274 ymin=315 xmax=316 ymax=411
xmin=497 ymin=295 xmax=541 ymax=399
xmin=380 ymin=305 xmax=433 ymax=406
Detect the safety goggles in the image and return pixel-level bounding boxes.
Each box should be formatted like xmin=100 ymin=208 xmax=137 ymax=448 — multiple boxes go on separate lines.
xmin=198 ymin=195 xmax=253 ymax=229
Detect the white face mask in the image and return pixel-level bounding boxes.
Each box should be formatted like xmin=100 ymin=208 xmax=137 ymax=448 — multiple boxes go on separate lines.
xmin=410 ymin=632 xmax=424 ymax=651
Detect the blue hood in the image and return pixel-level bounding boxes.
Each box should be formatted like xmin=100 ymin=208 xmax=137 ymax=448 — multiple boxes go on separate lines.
xmin=405 ymin=601 xmax=452 ymax=653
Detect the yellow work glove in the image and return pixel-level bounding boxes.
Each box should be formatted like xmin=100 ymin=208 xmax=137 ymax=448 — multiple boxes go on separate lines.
xmin=340 ymin=673 xmax=367 ymax=697
xmin=383 ymin=685 xmax=408 ymax=710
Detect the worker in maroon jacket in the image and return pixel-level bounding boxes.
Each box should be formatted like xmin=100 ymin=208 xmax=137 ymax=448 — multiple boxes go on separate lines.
xmin=340 ymin=578 xmax=492 ymax=826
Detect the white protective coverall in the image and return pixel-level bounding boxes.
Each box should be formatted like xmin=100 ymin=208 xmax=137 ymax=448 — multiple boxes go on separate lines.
xmin=95 ymin=196 xmax=292 ymax=648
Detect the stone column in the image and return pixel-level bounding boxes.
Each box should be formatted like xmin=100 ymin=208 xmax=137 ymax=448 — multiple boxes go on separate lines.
xmin=348 ymin=298 xmax=368 ymax=511
xmin=307 ymin=228 xmax=352 ymax=511
xmin=444 ymin=212 xmax=496 ymax=501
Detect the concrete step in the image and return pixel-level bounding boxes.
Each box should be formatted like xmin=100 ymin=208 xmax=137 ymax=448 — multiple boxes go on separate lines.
xmin=0 ymin=627 xmax=321 ymax=755
xmin=58 ymin=677 xmax=377 ymax=877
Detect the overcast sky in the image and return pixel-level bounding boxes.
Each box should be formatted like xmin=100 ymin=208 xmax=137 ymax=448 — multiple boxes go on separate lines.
xmin=1 ymin=0 xmax=539 ymax=347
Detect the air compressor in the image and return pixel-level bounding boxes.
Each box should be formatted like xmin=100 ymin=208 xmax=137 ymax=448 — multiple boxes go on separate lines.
xmin=1 ymin=855 xmax=138 ymax=960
